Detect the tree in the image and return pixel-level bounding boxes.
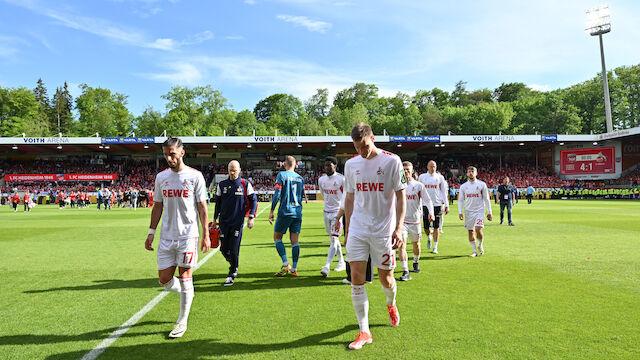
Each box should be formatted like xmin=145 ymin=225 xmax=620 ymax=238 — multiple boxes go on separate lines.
xmin=305 ymin=88 xmax=330 ymax=120
xmin=0 ymin=86 xmax=49 ymax=136
xmin=509 ymin=93 xmax=581 ymax=134
xmin=451 ymin=80 xmax=472 ymax=107
xmin=75 ymin=84 xmax=133 ymax=136
xmin=328 ymin=102 xmax=369 ymax=135
xmin=558 ymin=78 xmax=605 ymax=134
xmin=611 ymin=65 xmax=640 ymax=129
xmin=51 ymin=82 xmax=74 ymax=135
xmin=161 ymin=85 xmax=229 ymax=136
xmin=494 ymin=82 xmax=533 ymax=102
xmin=233 ymin=110 xmax=268 ymax=135
xmin=333 ymin=83 xmax=380 ymax=116
xmin=253 ymin=94 xmax=306 ymax=135
xmin=134 ymin=107 xmax=165 ymax=136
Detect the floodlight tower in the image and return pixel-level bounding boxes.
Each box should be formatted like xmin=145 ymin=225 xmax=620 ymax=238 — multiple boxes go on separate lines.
xmin=585 ymin=5 xmax=613 ymax=132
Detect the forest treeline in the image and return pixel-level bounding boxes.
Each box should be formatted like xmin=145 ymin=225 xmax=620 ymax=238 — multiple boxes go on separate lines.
xmin=1 ymin=64 xmax=638 ymax=137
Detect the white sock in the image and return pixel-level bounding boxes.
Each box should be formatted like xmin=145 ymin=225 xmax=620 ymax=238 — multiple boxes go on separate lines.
xmin=413 ymin=254 xmax=420 ymax=263
xmin=381 ymin=281 xmax=397 ymax=306
xmin=337 ymin=241 xmax=344 ymax=263
xmin=177 ymin=277 xmax=194 ymax=325
xmin=433 ymin=241 xmax=438 ymax=251
xmin=470 ymin=241 xmax=477 ymax=253
xmin=351 ymin=284 xmax=370 ymax=333
xmin=428 ymin=234 xmax=433 ymax=242
xmin=400 ymin=260 xmax=408 ymax=272
xmin=326 ymin=237 xmax=338 ymax=267
xmin=161 ymin=276 xmax=181 ymax=293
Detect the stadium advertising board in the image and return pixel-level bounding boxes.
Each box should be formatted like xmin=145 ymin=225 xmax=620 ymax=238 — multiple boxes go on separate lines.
xmin=389 ymin=135 xmax=440 ymax=142
xmin=541 ymin=135 xmax=557 ymax=141
xmin=560 ymin=147 xmax=615 ymax=175
xmin=0 ymin=137 xmax=101 ymax=144
xmin=443 ymin=135 xmax=540 ymax=142
xmin=5 ymin=174 xmax=118 ymax=181
xmin=101 ymin=137 xmax=155 ymax=144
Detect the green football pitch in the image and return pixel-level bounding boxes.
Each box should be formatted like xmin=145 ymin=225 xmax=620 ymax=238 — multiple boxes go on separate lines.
xmin=1 ymin=200 xmax=639 ymax=359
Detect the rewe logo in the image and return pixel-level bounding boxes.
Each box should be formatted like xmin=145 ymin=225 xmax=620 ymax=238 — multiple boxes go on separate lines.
xmin=356 ymin=182 xmax=385 ymax=192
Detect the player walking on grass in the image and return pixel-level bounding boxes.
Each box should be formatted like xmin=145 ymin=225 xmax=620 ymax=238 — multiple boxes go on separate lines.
xmin=214 ymin=160 xmax=257 ymax=286
xmin=318 ymin=156 xmax=346 ymax=277
xmin=145 ymin=136 xmax=211 ymax=338
xmin=397 ymin=161 xmax=433 ymax=281
xmin=268 ymin=156 xmax=304 ymax=277
xmin=344 ymin=123 xmax=407 ymax=350
xmin=458 ymin=166 xmax=492 ymax=257
xmin=418 ymin=161 xmax=449 ymax=255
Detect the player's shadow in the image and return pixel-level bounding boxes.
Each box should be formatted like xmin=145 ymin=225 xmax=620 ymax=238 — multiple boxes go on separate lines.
xmin=44 ymin=324 xmax=384 ymax=359
xmin=421 ymin=255 xmax=467 ymax=260
xmin=195 ymin=271 xmax=346 ymax=292
xmin=0 ymin=321 xmax=170 ymax=346
xmin=245 ymin=241 xmax=330 ymax=250
xmin=24 ymin=278 xmax=158 ymax=294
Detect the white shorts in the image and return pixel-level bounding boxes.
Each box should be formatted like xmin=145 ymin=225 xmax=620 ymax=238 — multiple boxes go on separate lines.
xmin=464 ymin=211 xmax=485 ymax=231
xmin=157 ymin=237 xmax=199 ymax=270
xmin=346 ymin=234 xmax=396 ymax=270
xmin=323 ymin=211 xmax=342 ymax=237
xmin=402 ymin=222 xmax=422 ymax=243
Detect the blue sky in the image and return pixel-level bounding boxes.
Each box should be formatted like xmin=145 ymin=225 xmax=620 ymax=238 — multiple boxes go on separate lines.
xmin=1 ymin=0 xmax=639 ymax=117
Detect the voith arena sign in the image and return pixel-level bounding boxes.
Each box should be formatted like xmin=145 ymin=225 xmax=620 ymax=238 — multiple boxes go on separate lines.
xmin=22 ymin=137 xmax=71 ymax=144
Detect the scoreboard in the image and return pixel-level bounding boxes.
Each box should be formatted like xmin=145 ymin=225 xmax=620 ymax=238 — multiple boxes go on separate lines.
xmin=560 ymin=147 xmax=615 ymax=175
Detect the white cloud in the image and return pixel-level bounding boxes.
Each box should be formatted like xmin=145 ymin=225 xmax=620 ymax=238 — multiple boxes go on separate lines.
xmin=0 ymin=35 xmax=27 ymax=58
xmin=276 ymin=14 xmax=332 ymax=33
xmin=3 ymin=0 xmax=212 ymax=51
xmin=138 ymin=62 xmax=203 ymax=84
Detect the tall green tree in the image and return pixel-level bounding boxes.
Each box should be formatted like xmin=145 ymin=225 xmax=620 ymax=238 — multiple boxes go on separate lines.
xmin=333 ymin=83 xmax=380 ymax=116
xmin=75 ymin=84 xmax=133 ymax=136
xmin=0 ymin=86 xmax=50 ymax=136
xmin=161 ymin=85 xmax=229 ymax=136
xmin=611 ymin=65 xmax=640 ymax=129
xmin=51 ymin=82 xmax=74 ymax=135
xmin=305 ymin=88 xmax=330 ymax=120
xmin=493 ymin=82 xmax=533 ymax=102
xmin=254 ymin=93 xmax=307 ymax=135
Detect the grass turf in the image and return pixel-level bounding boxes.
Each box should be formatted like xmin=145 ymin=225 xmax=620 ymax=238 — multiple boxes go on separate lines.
xmin=0 ymin=200 xmax=639 ymax=359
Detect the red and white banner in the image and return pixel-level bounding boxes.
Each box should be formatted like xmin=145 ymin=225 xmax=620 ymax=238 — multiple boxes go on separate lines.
xmin=560 ymin=147 xmax=615 ymax=175
xmin=5 ymin=174 xmax=118 ymax=182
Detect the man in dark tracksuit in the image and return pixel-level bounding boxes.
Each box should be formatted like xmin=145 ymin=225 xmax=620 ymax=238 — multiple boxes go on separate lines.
xmin=497 ymin=176 xmax=515 ymax=226
xmin=214 ymin=160 xmax=258 ymax=286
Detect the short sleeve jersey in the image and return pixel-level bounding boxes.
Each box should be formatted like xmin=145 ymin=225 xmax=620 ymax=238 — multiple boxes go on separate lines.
xmin=458 ymin=179 xmax=492 ymax=215
xmin=344 ymin=151 xmax=407 ymax=238
xmin=404 ymin=179 xmax=432 ymax=224
xmin=418 ymin=172 xmax=448 ymax=207
xmin=274 ymin=170 xmax=304 ymax=218
xmin=153 ymin=167 xmax=207 ymax=240
xmin=318 ymin=173 xmax=344 ymax=213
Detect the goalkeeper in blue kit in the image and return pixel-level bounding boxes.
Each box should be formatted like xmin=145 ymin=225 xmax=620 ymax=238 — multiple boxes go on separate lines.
xmin=268 ymin=156 xmax=305 ymax=277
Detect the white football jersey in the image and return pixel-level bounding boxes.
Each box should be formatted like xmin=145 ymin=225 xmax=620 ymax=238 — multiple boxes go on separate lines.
xmin=153 ymin=166 xmax=207 ymax=240
xmin=344 ymin=150 xmax=407 ymax=238
xmin=418 ymin=171 xmax=448 ymax=207
xmin=318 ymin=173 xmax=344 ymax=213
xmin=458 ymin=179 xmax=492 ymax=215
xmin=404 ymin=179 xmax=433 ymax=224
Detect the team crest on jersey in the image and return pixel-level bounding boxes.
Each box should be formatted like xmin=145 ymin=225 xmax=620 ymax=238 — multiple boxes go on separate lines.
xmin=333 ymin=182 xmax=337 ymax=186
xmin=377 ymin=167 xmax=384 ymax=176
xmin=223 ymin=187 xmax=228 ymax=194
xmin=401 ymin=172 xmax=407 ymax=184
xmin=355 ymin=169 xmax=360 ymax=175
xmin=182 ymin=179 xmax=194 ymax=188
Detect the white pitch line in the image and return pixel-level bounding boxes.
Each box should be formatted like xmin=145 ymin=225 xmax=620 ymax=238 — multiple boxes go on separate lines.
xmin=81 ymin=205 xmax=268 ymax=360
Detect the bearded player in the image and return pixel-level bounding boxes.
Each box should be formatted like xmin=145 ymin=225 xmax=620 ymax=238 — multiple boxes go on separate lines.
xmin=397 ymin=161 xmax=434 ymax=281
xmin=458 ymin=166 xmax=492 ymax=257
xmin=418 ymin=160 xmax=449 ymax=255
xmin=344 ymin=123 xmax=407 ymax=350
xmin=318 ymin=156 xmax=346 ymax=277
xmin=145 ymin=136 xmax=211 ymax=338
